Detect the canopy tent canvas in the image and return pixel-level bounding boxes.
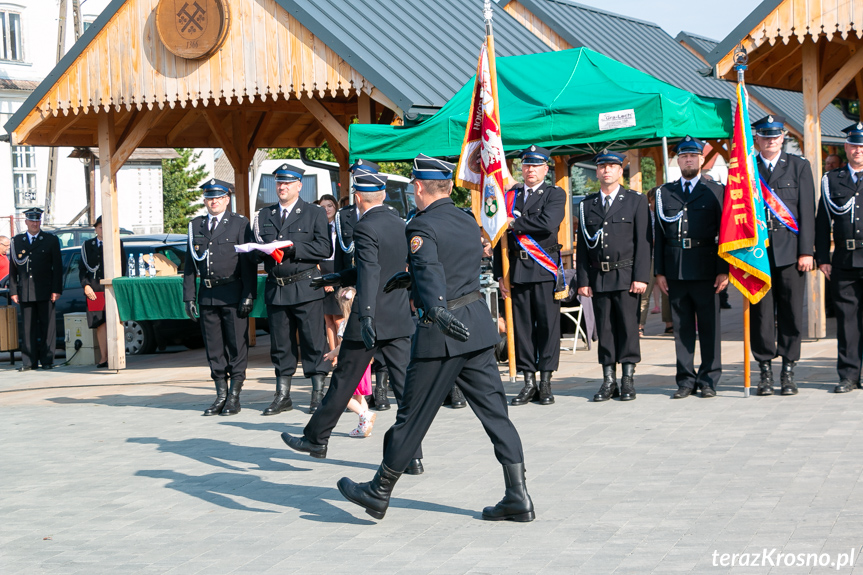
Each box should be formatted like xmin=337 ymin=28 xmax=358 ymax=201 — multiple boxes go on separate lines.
xmin=349 ymin=48 xmax=733 ymax=161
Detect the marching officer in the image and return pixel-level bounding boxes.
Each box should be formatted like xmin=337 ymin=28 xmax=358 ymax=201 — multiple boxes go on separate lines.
xmin=280 ymin=169 xmax=423 ymax=474
xmin=816 ymin=123 xmax=863 ymax=394
xmin=183 ymin=179 xmax=257 ymax=416
xmin=337 ymin=154 xmax=534 ymax=522
xmin=654 ymin=136 xmax=729 ymax=398
xmin=494 ymin=145 xmax=566 ymax=407
xmin=8 ymin=207 xmax=63 ymax=371
xmin=254 ymin=163 xmax=332 ymax=415
xmin=750 ymin=115 xmax=815 ymax=396
xmin=576 ymin=150 xmax=651 ymax=401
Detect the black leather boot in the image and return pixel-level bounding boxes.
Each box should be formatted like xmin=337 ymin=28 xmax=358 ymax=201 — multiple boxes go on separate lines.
xmin=404 ymin=458 xmax=424 ymax=475
xmin=220 ymin=377 xmax=243 ymax=416
xmin=757 ymin=360 xmax=774 ymax=396
xmin=262 ymin=376 xmax=293 ymax=415
xmin=280 ymin=433 xmax=328 ymax=459
xmin=373 ymin=369 xmax=391 ymax=411
xmin=481 ymin=462 xmax=535 ymax=522
xmin=337 ymin=462 xmax=402 ymax=520
xmin=593 ymin=365 xmax=618 ymax=402
xmin=619 ymin=363 xmax=636 ymax=401
xmin=511 ymin=372 xmax=537 ymax=406
xmin=450 ymin=384 xmax=467 ymax=408
xmin=780 ymin=360 xmax=798 ymax=395
xmin=537 ymin=371 xmax=554 ymax=405
xmin=203 ymin=378 xmax=228 ymax=416
xmin=309 ymin=374 xmax=325 ymax=414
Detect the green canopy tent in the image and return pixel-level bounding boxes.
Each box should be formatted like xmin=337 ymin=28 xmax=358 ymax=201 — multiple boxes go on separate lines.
xmin=349 ymin=47 xmax=733 ymax=161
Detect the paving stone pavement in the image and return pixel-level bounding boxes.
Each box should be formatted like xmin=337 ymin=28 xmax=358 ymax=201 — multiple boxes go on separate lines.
xmin=2 ymin=290 xmax=863 ymax=574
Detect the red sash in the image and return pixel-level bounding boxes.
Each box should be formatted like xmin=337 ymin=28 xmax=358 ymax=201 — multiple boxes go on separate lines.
xmin=759 ymin=175 xmax=799 ymax=235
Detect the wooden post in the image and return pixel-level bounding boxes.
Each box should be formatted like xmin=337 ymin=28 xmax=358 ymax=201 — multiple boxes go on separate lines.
xmin=233 ymin=161 xmax=255 ymax=347
xmin=743 ymin=299 xmax=751 ymax=396
xmin=97 ymin=112 xmax=126 ymax=370
xmin=802 ymin=39 xmax=826 ymax=339
xmin=627 ymin=149 xmax=642 ymax=192
xmin=554 ymin=156 xmax=572 ymax=268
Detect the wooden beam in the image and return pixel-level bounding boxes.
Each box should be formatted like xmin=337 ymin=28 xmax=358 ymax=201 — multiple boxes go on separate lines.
xmin=366 ymin=87 xmax=404 ymax=119
xmin=297 ymin=122 xmax=322 ymax=147
xmin=166 ymin=108 xmax=201 ymax=146
xmin=818 ymin=45 xmax=863 ymax=111
xmin=300 ymin=96 xmax=349 ymax=151
xmin=248 ymin=110 xmax=274 ymax=154
xmin=626 ymin=149 xmax=642 ymax=192
xmin=752 ymin=43 xmax=803 ymax=84
xmin=49 ymin=111 xmax=85 ymax=144
xmin=111 ymin=107 xmax=169 ymax=173
xmin=202 ymin=108 xmax=243 ymax=170
xmin=232 ymin=111 xmax=251 ymax=218
xmin=554 ymin=156 xmax=573 ymax=267
xmin=377 ymin=107 xmax=395 ymax=125
xmin=357 ymin=91 xmax=373 ymax=124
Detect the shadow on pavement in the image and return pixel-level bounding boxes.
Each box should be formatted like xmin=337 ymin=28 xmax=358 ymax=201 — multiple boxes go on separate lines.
xmin=46 ymin=390 xmax=283 ymax=411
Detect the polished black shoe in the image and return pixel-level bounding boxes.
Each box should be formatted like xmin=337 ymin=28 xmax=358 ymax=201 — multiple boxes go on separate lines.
xmin=482 ymin=463 xmax=535 ymax=522
xmin=619 ymin=363 xmax=636 ymax=401
xmin=203 ymin=378 xmax=228 ymax=416
xmin=537 ymin=371 xmax=555 ymax=405
xmin=221 ymin=378 xmax=243 ymax=416
xmin=701 ymin=386 xmax=716 ymax=398
xmin=308 ymin=374 xmax=325 ymax=414
xmin=720 ymin=301 xmax=732 ymax=310
xmin=373 ymin=370 xmax=391 ymax=411
xmin=281 ymin=432 xmax=328 ymax=459
xmin=673 ymin=386 xmax=693 ymax=399
xmin=41 ymin=364 xmax=55 ymax=370
xmin=511 ymin=372 xmax=537 ymax=406
xmin=780 ymin=360 xmax=798 ymax=395
xmin=404 ymin=458 xmax=424 ymax=475
xmin=834 ymin=379 xmax=856 ymax=394
xmin=18 ymin=365 xmax=35 ymax=372
xmin=96 ymin=361 xmax=109 ymax=368
xmin=756 ymin=360 xmax=774 ymax=396
xmin=337 ymin=462 xmax=402 ymax=520
xmin=263 ymin=376 xmax=293 ymax=415
xmin=450 ymin=384 xmax=467 ymax=409
xmin=593 ymin=365 xmax=618 ymax=402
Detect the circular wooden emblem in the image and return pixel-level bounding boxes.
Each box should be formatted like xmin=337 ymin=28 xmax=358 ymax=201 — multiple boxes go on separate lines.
xmin=155 ymin=0 xmax=230 ymax=60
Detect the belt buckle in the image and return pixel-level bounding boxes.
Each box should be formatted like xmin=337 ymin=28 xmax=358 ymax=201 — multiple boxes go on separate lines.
xmin=601 ymin=262 xmax=610 ymax=272
xmin=519 ymin=250 xmax=529 ymax=260
xmin=204 ymin=279 xmax=213 ymax=288
xmin=682 ymin=238 xmax=692 ymax=249
xmin=847 ymin=239 xmax=857 ymax=251
xmin=276 ymin=276 xmax=286 ymax=286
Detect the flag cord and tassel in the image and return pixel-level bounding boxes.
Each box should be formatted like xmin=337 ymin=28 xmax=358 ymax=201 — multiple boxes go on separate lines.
xmin=736 ymin=50 xmax=752 ymax=398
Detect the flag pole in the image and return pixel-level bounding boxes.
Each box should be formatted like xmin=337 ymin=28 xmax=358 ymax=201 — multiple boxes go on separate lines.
xmin=735 ymin=49 xmax=752 ymax=398
xmin=484 ymin=1 xmax=517 ymax=383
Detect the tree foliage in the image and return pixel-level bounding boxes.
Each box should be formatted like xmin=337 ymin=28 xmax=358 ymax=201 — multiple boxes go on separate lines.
xmin=162 ymin=148 xmax=208 ymax=233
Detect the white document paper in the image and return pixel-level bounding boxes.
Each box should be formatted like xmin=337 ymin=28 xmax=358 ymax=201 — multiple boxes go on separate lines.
xmin=234 ymin=240 xmax=294 ymax=255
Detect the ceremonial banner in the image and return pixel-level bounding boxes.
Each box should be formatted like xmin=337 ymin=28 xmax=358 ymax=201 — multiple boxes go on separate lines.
xmin=455 ymin=42 xmax=514 ymax=247
xmin=718 ymin=84 xmax=771 ymax=303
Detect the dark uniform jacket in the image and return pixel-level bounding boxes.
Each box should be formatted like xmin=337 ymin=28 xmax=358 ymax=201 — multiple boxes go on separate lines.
xmin=78 ymin=238 xmax=105 ymax=293
xmin=654 ymin=178 xmax=729 ymax=281
xmin=342 ymin=206 xmax=414 ymax=343
xmin=756 ymin=152 xmax=815 ymax=267
xmin=254 ymin=198 xmax=332 ymax=306
xmin=815 ymin=167 xmax=863 ymax=269
xmin=408 ymin=197 xmax=499 ymax=358
xmin=493 ymin=181 xmax=566 ymax=284
xmin=9 ymin=231 xmax=62 ymax=302
xmin=333 ymin=204 xmax=357 ymax=273
xmin=576 ymin=188 xmax=651 ymax=292
xmin=183 ymin=212 xmax=257 ymax=306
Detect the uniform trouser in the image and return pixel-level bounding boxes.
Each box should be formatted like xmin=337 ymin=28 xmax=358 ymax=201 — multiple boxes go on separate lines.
xmin=639 ymin=260 xmax=672 ymax=325
xmin=267 ymin=299 xmax=327 ymax=378
xmin=832 ymin=267 xmax=863 ymax=382
xmin=199 ymin=304 xmax=249 ymax=381
xmin=511 ymin=280 xmax=560 ymax=373
xmin=305 ymin=337 xmax=420 ymax=458
xmin=750 ymin=261 xmax=805 ymax=363
xmin=382 ymin=347 xmax=524 ymax=474
xmin=20 ymin=300 xmax=55 ymax=368
xmin=593 ymin=289 xmax=641 ymax=365
xmin=667 ymin=279 xmax=722 ymax=390
xmin=372 ymin=350 xmax=387 ymax=374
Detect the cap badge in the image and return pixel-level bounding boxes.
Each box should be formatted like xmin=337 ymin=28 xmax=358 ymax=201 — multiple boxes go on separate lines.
xmin=530 ymin=145 xmax=536 ymax=151
xmin=767 ymin=115 xmax=773 ymax=123
xmin=857 ymin=123 xmax=863 ymax=130
xmin=685 ymin=136 xmax=691 ymax=141
xmin=410 ymin=236 xmax=423 ymax=253
xmin=602 ymin=148 xmax=608 ymax=154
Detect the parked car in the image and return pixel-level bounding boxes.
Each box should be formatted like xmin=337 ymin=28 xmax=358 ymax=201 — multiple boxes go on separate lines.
xmin=44 ymin=225 xmax=134 ymax=248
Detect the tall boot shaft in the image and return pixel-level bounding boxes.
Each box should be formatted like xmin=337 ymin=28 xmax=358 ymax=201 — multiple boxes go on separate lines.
xmin=757 ymin=360 xmax=774 ymax=396
xmin=511 ymin=372 xmax=537 ymax=406
xmin=309 ymin=374 xmax=326 ymax=414
xmin=221 ymin=377 xmax=243 ymax=416
xmin=594 ymin=364 xmax=619 ymax=402
xmin=482 ymin=462 xmax=535 ymax=522
xmin=780 ymin=359 xmax=798 ymax=395
xmin=537 ymin=371 xmax=554 ymax=405
xmin=374 ymin=369 xmax=391 ymax=411
xmin=619 ymin=363 xmax=636 ymax=401
xmin=203 ymin=378 xmax=228 ymax=416
xmin=337 ymin=462 xmax=402 ymax=520
xmin=262 ymin=376 xmax=293 ymax=415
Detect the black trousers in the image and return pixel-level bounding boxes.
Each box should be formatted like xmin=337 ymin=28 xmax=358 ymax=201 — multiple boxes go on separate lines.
xmin=20 ymin=301 xmax=56 ymax=368
xmin=382 ymin=347 xmax=524 ymax=474
xmin=832 ymin=267 xmax=863 ymax=382
xmin=511 ymin=281 xmax=560 ymax=373
xmin=592 ymin=289 xmax=641 ymax=365
xmin=667 ymin=279 xmax=722 ymax=390
xmin=750 ymin=261 xmax=805 ymax=363
xmin=267 ymin=299 xmax=327 ymax=378
xmin=199 ymin=304 xmax=249 ymax=381
xmin=305 ymin=337 xmax=419 ymax=456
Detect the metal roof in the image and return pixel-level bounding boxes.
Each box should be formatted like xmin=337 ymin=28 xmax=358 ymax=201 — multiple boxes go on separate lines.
xmin=703 ymin=0 xmax=784 ymax=68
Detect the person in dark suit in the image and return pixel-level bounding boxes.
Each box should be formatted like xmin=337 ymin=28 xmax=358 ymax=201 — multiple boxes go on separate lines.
xmin=576 ymin=150 xmax=651 ymax=401
xmin=8 ymin=207 xmax=63 ymax=371
xmin=816 ymin=123 xmax=863 ymax=394
xmin=337 ymin=154 xmax=534 ymax=523
xmin=280 ymin=170 xmax=423 ymax=474
xmin=254 ymin=164 xmax=332 ymax=415
xmin=183 ymin=179 xmax=257 ymax=416
xmin=749 ymin=115 xmax=816 ymax=396
xmin=654 ymin=137 xmax=729 ymax=398
xmin=494 ymin=145 xmax=566 ymax=407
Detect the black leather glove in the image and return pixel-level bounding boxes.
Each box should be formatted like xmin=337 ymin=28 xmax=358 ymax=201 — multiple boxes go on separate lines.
xmin=281 ymin=244 xmax=296 ymax=259
xmin=426 ymin=306 xmax=470 ymax=342
xmin=237 ymin=297 xmax=254 ymax=319
xmin=310 ymin=273 xmax=343 ymax=290
xmin=383 ymin=271 xmax=412 ymax=293
xmin=184 ymin=300 xmax=199 ymax=322
xmin=360 ymin=316 xmax=376 ymax=350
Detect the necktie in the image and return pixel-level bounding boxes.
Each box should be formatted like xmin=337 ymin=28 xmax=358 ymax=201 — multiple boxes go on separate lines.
xmin=281 ymin=209 xmax=287 ymax=225
xmin=209 ymin=217 xmax=217 ymax=232
xmin=856 ymin=171 xmax=863 ymax=184
xmin=684 ymin=181 xmax=691 ymax=195
xmin=603 ymin=195 xmax=611 ymax=213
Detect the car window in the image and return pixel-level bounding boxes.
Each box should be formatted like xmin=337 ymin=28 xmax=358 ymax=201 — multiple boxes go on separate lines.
xmin=56 ymin=232 xmax=77 ymax=248
xmin=156 ymin=246 xmax=185 ymax=273
xmin=65 ymin=252 xmax=83 ymax=289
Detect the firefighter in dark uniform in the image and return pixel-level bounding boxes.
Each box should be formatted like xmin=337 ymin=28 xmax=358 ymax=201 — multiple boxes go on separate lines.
xmin=183 ymin=179 xmax=257 ymax=416
xmin=654 ymin=136 xmax=729 ymax=398
xmin=576 ymin=150 xmax=651 ymax=401
xmin=254 ymin=164 xmax=332 ymax=415
xmin=337 ymin=154 xmax=534 ymax=523
xmin=8 ymin=207 xmax=63 ymax=371
xmin=750 ymin=115 xmax=816 ymax=396
xmin=816 ymin=123 xmax=863 ymax=393
xmin=281 ymin=170 xmax=423 ymax=474
xmin=494 ymin=145 xmax=566 ymax=407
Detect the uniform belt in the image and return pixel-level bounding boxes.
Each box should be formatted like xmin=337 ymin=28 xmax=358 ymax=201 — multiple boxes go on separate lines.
xmin=418 ymin=291 xmax=483 ymax=323
xmin=667 ymin=238 xmax=715 ymax=249
xmin=270 ymin=267 xmax=317 ymax=286
xmin=843 ymin=239 xmax=863 ymax=250
xmin=202 ymin=276 xmax=237 ymax=289
xmin=590 ymin=258 xmax=633 ymax=272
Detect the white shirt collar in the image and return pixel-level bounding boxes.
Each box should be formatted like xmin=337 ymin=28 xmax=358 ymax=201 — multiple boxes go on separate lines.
xmin=524 ymin=182 xmax=543 ymax=195
xmin=680 ymin=174 xmax=701 ymax=191
xmin=27 ymin=231 xmax=39 ymax=242
xmin=279 ymin=198 xmax=299 ymax=217
xmin=600 ymin=185 xmax=621 ymax=205
xmin=357 ymin=203 xmax=383 ymax=220
xmin=208 ymin=211 xmax=226 ymax=225
xmin=759 ymin=153 xmax=780 ymax=170
xmin=849 ymin=165 xmax=861 ymax=183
